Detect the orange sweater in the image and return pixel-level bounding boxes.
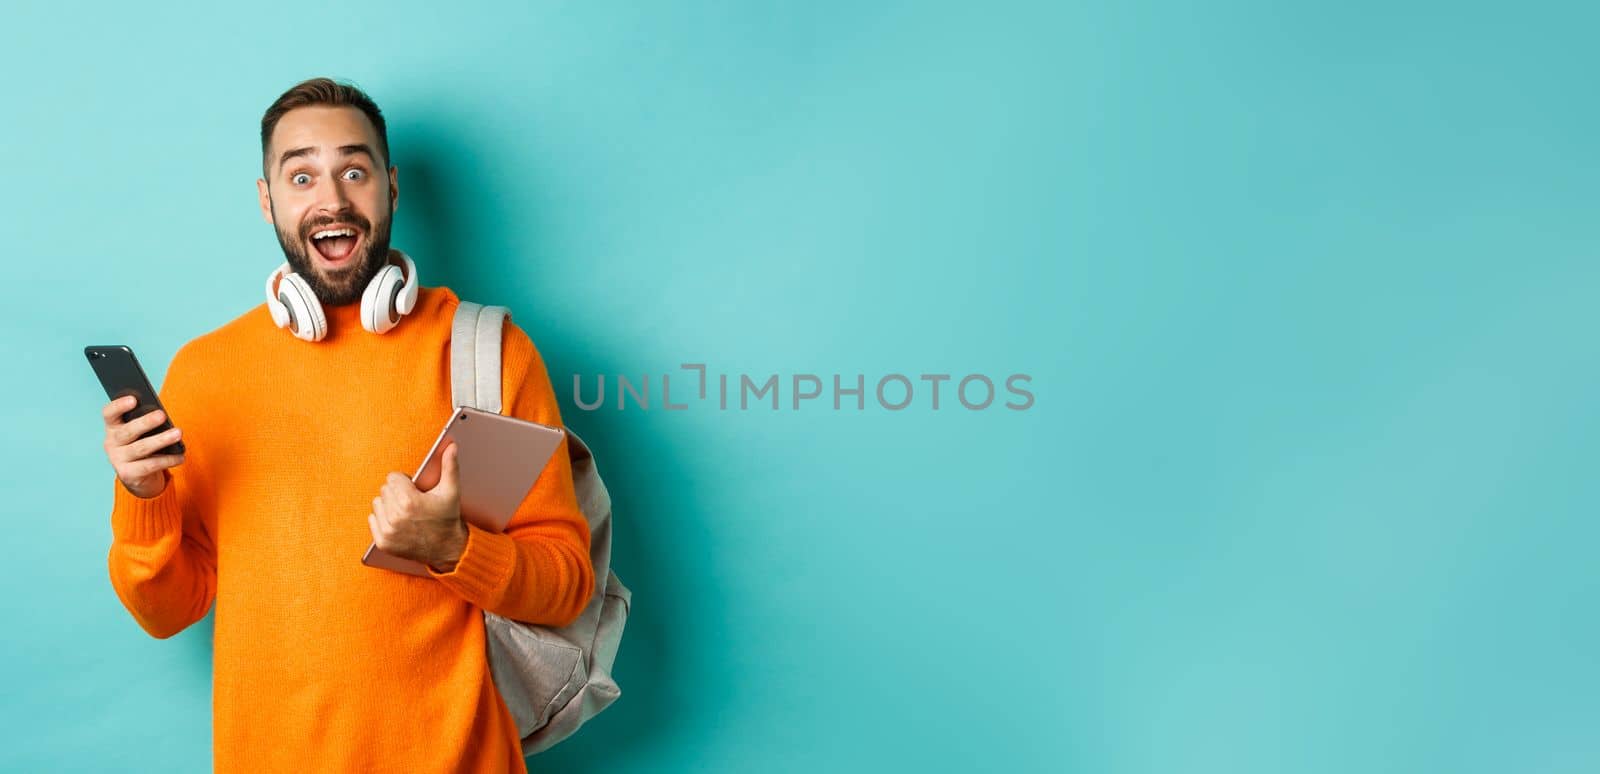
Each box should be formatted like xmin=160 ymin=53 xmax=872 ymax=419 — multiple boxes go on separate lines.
xmin=107 ymin=285 xmax=594 ymax=772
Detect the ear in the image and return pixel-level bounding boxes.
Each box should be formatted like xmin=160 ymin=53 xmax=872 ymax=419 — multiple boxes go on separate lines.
xmin=388 ymin=165 xmax=399 ymax=214
xmin=257 ymin=177 xmax=273 ymax=225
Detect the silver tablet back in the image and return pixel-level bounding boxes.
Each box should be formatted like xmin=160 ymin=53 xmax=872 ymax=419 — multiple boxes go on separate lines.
xmin=362 ymin=406 xmax=566 ymax=577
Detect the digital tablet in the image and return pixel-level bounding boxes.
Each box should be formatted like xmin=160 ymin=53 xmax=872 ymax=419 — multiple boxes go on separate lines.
xmin=362 ymin=406 xmax=566 ymax=577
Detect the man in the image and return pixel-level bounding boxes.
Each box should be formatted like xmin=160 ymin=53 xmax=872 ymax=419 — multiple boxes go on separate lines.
xmin=99 ymin=77 xmax=594 ymax=773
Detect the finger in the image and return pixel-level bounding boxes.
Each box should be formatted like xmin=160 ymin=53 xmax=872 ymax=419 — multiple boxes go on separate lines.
xmin=380 ymin=482 xmax=408 ymax=514
xmin=377 ymin=492 xmax=406 ymax=527
xmin=124 ymin=454 xmax=184 ymax=478
xmin=125 ymin=427 xmax=183 ymax=459
xmin=367 ymin=513 xmax=384 ymax=545
xmin=101 ymin=395 xmax=137 ymax=424
xmin=112 ymin=410 xmax=168 ymax=446
xmin=371 ymin=498 xmax=395 ymax=544
xmin=390 ymin=490 xmax=417 ymax=520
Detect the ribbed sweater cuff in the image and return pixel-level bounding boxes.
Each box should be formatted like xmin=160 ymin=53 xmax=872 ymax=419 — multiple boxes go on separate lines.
xmin=428 ymin=521 xmax=516 ymax=605
xmin=110 ymin=473 xmax=183 ymax=543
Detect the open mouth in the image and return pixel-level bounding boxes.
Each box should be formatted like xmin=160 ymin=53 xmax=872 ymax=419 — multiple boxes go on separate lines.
xmin=309 ymin=226 xmax=362 ymax=265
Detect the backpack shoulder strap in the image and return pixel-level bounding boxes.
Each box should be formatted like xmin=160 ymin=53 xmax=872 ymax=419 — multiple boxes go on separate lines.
xmin=451 ymin=298 xmax=630 ymax=754
xmin=450 ymin=300 xmax=511 ymax=414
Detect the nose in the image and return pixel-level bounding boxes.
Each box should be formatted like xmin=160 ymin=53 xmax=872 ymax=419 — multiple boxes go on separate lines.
xmin=312 ymin=172 xmax=353 ymax=214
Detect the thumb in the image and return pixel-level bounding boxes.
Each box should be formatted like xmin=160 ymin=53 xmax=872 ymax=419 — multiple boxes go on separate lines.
xmin=436 ymin=440 xmax=460 ymax=495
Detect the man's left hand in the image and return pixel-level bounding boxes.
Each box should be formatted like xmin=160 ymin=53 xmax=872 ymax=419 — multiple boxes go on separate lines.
xmin=369 ymin=440 xmax=468 ymax=573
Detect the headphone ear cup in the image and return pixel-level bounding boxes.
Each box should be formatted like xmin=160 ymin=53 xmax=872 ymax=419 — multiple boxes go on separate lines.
xmin=265 ymin=263 xmax=292 ymax=328
xmin=279 ymin=272 xmax=327 ymax=342
xmin=361 ymin=263 xmax=404 ymax=334
xmin=393 ymin=251 xmax=419 ymax=315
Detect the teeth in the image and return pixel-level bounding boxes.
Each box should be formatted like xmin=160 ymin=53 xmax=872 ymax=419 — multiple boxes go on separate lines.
xmin=312 ymin=228 xmax=356 ymax=240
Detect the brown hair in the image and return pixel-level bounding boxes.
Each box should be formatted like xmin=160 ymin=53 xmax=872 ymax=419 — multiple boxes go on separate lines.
xmin=260 ymin=77 xmax=390 ymax=177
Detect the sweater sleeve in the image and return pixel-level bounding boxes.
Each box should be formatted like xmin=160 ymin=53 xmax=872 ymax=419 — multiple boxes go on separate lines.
xmin=426 ymin=320 xmax=596 ymax=627
xmin=106 ymin=347 xmax=219 ymax=639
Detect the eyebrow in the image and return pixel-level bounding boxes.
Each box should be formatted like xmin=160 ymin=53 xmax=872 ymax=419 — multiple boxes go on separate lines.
xmin=278 ymin=143 xmax=378 ymax=173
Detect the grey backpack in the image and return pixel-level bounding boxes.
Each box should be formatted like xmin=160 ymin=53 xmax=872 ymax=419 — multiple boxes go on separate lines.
xmin=451 ymin=300 xmax=631 ymax=756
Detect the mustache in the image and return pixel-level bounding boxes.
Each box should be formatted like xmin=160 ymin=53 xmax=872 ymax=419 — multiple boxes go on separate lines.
xmin=301 ymin=214 xmax=371 ymax=239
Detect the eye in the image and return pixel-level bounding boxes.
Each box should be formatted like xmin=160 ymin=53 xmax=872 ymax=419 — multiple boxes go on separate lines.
xmin=344 ymin=168 xmax=366 ymax=181
xmin=291 ymin=173 xmax=310 ymax=185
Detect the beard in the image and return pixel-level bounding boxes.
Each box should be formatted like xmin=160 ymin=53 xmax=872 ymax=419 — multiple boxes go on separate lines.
xmin=272 ymin=197 xmax=395 ymax=307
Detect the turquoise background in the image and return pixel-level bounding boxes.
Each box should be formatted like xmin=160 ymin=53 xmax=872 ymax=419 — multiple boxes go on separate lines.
xmin=3 ymin=1 xmax=1596 ymax=771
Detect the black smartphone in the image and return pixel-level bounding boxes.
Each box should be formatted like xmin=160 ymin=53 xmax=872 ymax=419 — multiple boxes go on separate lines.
xmin=85 ymin=345 xmax=186 ymax=456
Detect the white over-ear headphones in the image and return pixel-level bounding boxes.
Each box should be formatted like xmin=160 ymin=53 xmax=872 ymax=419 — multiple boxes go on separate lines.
xmin=264 ymin=250 xmax=420 ymax=342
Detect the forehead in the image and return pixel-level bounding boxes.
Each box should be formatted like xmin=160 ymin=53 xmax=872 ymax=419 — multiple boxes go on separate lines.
xmin=269 ymin=105 xmax=382 ymax=165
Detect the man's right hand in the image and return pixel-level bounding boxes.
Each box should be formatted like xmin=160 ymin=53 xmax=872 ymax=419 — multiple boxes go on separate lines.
xmin=102 ymin=395 xmax=185 ymax=499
